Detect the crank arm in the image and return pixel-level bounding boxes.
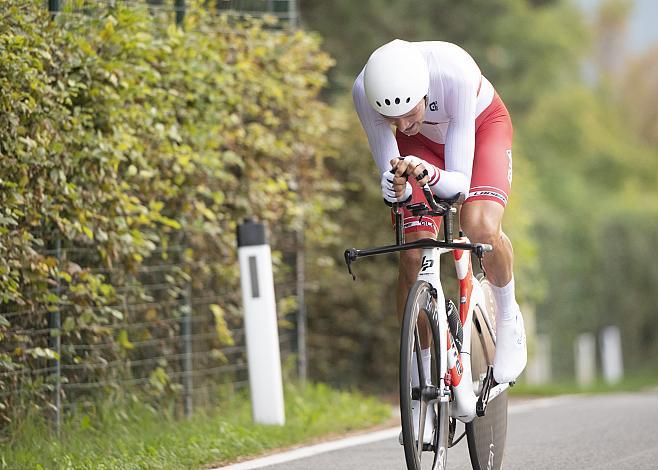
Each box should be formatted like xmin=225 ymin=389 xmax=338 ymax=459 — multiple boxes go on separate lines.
xmin=476 ymin=365 xmax=512 ymax=416
xmin=476 ymin=365 xmax=494 ymax=417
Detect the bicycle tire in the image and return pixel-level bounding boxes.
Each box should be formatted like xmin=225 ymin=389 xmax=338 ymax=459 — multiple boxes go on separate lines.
xmin=465 ymin=277 xmax=508 ymax=470
xmin=400 ymin=280 xmax=449 ymax=470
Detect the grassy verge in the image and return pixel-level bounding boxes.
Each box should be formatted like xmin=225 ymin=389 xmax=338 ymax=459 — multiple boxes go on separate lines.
xmin=1 ymin=382 xmax=392 ymax=469
xmin=510 ymin=372 xmax=658 ymax=397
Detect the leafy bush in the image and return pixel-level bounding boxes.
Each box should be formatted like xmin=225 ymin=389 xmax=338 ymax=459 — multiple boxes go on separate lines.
xmin=0 ymin=0 xmax=342 ymax=428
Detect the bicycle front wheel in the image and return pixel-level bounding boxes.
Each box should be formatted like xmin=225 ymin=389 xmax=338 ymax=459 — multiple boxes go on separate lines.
xmin=400 ymin=280 xmax=449 ymax=470
xmin=466 ymin=277 xmax=508 ymax=470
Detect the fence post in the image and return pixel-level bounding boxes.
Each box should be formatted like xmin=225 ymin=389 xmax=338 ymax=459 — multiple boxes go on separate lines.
xmin=48 ymin=237 xmax=62 ymax=436
xmin=296 ymin=228 xmax=307 ymax=385
xmin=181 ymin=281 xmax=193 ymax=417
xmin=48 ymin=0 xmax=60 ymax=15
xmin=288 ymin=0 xmax=298 ymax=29
xmin=175 ymin=0 xmax=186 ymax=27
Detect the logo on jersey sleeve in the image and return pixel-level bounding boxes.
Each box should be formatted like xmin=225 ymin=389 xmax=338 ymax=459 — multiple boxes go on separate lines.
xmin=429 ymin=101 xmax=439 ymax=112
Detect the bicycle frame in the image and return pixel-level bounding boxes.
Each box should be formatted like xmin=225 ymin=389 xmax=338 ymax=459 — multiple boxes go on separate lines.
xmin=344 ymin=192 xmax=510 ymax=425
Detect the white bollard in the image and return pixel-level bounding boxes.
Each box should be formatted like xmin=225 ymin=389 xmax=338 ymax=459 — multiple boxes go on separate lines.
xmin=575 ymin=332 xmax=596 ymax=387
xmin=237 ymin=219 xmax=285 ymax=425
xmin=600 ymin=326 xmax=624 ymax=384
xmin=527 ymin=334 xmax=551 ymax=385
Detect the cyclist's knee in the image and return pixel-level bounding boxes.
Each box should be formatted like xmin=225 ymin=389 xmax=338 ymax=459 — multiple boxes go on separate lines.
xmin=400 ymin=248 xmax=422 ymax=266
xmin=398 ymin=230 xmax=434 ymax=283
xmin=399 ymin=249 xmax=422 ymax=282
xmin=461 ymin=202 xmax=503 ymax=246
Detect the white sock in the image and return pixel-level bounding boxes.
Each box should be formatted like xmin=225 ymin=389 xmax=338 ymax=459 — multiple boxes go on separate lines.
xmin=411 ymin=349 xmax=432 ymax=387
xmin=491 ymin=277 xmax=517 ymax=322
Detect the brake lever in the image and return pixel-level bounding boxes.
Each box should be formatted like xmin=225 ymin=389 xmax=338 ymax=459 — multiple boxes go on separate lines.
xmin=473 ymin=243 xmax=493 ymax=278
xmin=421 ymin=185 xmax=445 ymax=215
xmin=344 ymin=248 xmax=358 ymax=281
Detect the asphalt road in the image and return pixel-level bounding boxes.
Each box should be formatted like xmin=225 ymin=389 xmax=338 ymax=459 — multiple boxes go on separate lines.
xmin=227 ymin=390 xmax=658 ymax=470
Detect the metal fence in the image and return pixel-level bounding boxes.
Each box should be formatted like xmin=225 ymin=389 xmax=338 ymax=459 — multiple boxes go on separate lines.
xmin=0 ymin=0 xmax=304 ymax=436
xmin=1 ymin=235 xmax=300 ymax=435
xmin=46 ymin=0 xmax=299 ymax=29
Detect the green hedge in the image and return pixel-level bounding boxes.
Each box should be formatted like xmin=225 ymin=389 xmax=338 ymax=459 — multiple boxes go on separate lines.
xmin=0 ymin=0 xmax=342 ymax=426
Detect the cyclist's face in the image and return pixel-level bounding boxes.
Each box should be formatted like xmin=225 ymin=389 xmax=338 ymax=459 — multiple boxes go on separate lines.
xmin=384 ymin=97 xmax=427 ymax=136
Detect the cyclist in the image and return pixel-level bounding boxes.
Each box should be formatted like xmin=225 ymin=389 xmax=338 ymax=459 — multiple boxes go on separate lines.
xmin=352 ymin=39 xmax=527 ymax=443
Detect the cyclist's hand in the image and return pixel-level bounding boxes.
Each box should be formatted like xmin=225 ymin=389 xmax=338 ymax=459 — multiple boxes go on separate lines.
xmin=381 ymin=168 xmax=412 ymax=205
xmin=390 ymin=156 xmax=440 ymax=189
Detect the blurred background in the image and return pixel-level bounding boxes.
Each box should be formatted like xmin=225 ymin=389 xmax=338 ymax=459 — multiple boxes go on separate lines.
xmin=299 ymin=0 xmax=658 ymax=391
xmin=1 ymin=0 xmax=657 ymax=441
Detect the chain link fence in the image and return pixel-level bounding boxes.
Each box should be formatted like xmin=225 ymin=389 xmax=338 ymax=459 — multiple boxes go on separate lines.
xmin=1 ymin=234 xmax=301 ymax=434
xmin=45 ymin=0 xmax=298 ymax=28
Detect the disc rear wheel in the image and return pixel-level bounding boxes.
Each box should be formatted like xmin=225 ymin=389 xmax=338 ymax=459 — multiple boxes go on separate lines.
xmin=466 ymin=278 xmax=508 ymax=470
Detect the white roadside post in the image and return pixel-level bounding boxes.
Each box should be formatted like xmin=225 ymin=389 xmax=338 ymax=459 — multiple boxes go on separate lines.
xmin=575 ymin=332 xmax=596 ymax=387
xmin=600 ymin=326 xmax=624 ymax=384
xmin=237 ymin=219 xmax=285 ymax=425
xmin=527 ymin=333 xmax=552 ymax=385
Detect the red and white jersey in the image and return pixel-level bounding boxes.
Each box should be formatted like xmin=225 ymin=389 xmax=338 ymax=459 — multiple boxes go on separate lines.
xmin=352 ymin=41 xmax=495 ymax=198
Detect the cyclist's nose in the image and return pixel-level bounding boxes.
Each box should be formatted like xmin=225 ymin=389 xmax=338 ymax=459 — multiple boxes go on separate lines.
xmin=396 ymin=118 xmax=413 ymax=133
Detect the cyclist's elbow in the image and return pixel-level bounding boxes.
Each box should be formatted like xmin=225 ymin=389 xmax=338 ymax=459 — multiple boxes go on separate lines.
xmin=432 ymin=171 xmax=469 ymax=200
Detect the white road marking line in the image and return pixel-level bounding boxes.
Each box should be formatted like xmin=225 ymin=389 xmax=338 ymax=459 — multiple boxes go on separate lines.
xmin=214 ymin=427 xmax=400 ymax=469
xmin=215 ymin=396 xmax=577 ymax=469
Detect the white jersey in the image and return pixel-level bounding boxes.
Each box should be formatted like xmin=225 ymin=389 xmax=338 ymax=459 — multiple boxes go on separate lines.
xmin=352 ymin=41 xmax=495 ymax=198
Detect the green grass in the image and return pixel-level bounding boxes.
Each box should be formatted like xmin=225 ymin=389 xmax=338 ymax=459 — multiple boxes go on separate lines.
xmin=0 ymin=382 xmax=392 ymax=469
xmin=510 ymin=372 xmax=658 ymax=397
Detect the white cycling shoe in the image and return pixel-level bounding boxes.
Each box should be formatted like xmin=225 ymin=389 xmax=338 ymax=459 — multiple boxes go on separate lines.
xmin=493 ymin=306 xmax=528 ymax=384
xmin=398 ymin=399 xmax=435 ymax=445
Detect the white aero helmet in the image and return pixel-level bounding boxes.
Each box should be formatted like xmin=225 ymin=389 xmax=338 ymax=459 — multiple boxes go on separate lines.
xmin=363 ymin=39 xmax=429 ymax=117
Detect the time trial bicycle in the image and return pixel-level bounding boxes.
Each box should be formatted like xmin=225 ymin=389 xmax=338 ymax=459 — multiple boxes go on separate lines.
xmin=344 ymin=186 xmax=512 ymax=470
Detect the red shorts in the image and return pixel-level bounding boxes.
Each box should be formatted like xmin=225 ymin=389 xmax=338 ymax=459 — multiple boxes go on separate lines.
xmin=393 ymin=92 xmax=513 ymax=236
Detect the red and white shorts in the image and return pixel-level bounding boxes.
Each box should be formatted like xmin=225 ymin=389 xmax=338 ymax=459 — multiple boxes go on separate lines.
xmin=393 ymin=91 xmax=513 ymax=236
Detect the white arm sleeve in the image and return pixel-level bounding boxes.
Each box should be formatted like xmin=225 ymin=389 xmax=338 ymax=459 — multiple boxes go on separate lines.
xmin=352 ymin=71 xmax=399 ymax=173
xmin=433 ymin=72 xmax=479 ymax=198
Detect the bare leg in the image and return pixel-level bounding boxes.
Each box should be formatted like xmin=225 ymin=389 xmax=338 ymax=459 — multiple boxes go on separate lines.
xmin=459 ymin=200 xmax=512 ymax=287
xmin=461 ymin=199 xmax=527 ymax=383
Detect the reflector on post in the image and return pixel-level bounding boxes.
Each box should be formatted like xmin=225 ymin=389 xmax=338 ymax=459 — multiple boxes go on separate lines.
xmin=237 ymin=219 xmax=285 ymax=425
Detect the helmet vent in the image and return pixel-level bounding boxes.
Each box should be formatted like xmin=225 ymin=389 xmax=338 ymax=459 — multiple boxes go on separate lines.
xmin=376 ymin=101 xmax=381 ymax=107
xmin=395 ymin=97 xmax=400 ymax=104
xmin=406 ymin=97 xmax=411 ymax=103
xmin=385 ymin=99 xmax=390 ymax=105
